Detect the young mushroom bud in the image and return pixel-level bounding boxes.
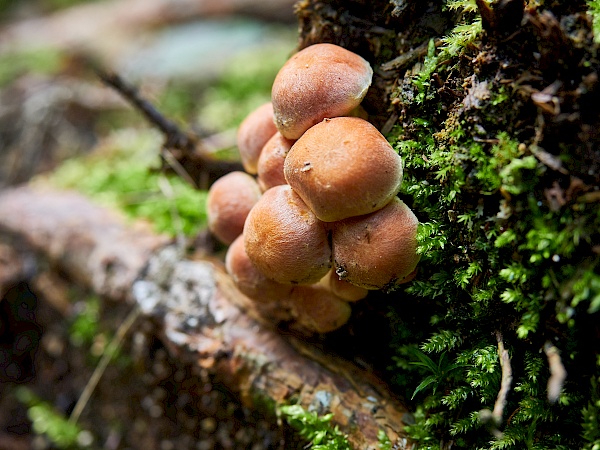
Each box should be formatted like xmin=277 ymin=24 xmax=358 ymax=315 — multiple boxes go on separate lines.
xmin=284 ymin=117 xmax=403 ymax=222
xmin=206 ymin=171 xmax=262 ymax=245
xmin=236 ymin=102 xmax=278 ymax=174
xmin=332 ymin=197 xmax=420 ymax=291
xmin=256 ymin=132 xmax=295 ymax=192
xmin=289 ymin=284 xmax=352 ymax=333
xmin=225 ymin=235 xmax=293 ymax=302
xmin=319 ymin=269 xmax=368 ymax=302
xmin=271 ymin=43 xmax=373 ymax=139
xmin=243 ymin=184 xmax=331 ymax=285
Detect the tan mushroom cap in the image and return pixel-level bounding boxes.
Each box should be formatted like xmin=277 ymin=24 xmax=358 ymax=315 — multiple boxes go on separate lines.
xmin=271 ymin=43 xmax=373 ymax=140
xmin=289 ymin=284 xmax=352 ymax=333
xmin=206 ymin=171 xmax=262 ymax=245
xmin=319 ymin=269 xmax=368 ymax=302
xmin=284 ymin=117 xmax=403 ymax=222
xmin=256 ymin=132 xmax=295 ymax=192
xmin=332 ymin=197 xmax=420 ymax=291
xmin=237 ymin=102 xmax=278 ymax=174
xmin=243 ymin=184 xmax=331 ymax=285
xmin=225 ymin=235 xmax=293 ymax=302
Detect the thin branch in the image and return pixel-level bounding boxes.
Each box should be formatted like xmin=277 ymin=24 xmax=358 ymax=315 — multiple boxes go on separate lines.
xmin=544 ymin=341 xmax=567 ymax=403
xmin=95 ymin=68 xmax=195 ymax=151
xmin=479 ymin=332 xmax=513 ymax=438
xmin=94 ymin=67 xmax=244 ymax=189
xmin=69 ymin=305 xmax=141 ymax=425
xmin=493 ymin=332 xmax=513 ymax=422
xmin=160 ymin=147 xmax=198 ymax=188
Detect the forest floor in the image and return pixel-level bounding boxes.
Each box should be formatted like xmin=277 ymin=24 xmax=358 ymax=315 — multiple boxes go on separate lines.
xmin=0 ymin=279 xmax=299 ymax=449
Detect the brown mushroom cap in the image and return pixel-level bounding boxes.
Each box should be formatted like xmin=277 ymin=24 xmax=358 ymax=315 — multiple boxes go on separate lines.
xmin=331 ymin=197 xmax=420 ymax=291
xmin=284 ymin=117 xmax=403 ymax=222
xmin=271 ymin=43 xmax=373 ymax=140
xmin=236 ymin=102 xmax=278 ymax=174
xmin=206 ymin=171 xmax=262 ymax=245
xmin=319 ymin=269 xmax=368 ymax=302
xmin=289 ymin=284 xmax=352 ymax=333
xmin=243 ymin=184 xmax=331 ymax=285
xmin=225 ymin=235 xmax=293 ymax=302
xmin=256 ymin=132 xmax=295 ymax=192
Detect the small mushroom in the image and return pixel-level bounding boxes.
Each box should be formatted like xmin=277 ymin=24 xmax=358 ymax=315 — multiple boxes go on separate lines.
xmin=225 ymin=235 xmax=293 ymax=302
xmin=284 ymin=117 xmax=403 ymax=222
xmin=243 ymin=184 xmax=331 ymax=285
xmin=206 ymin=171 xmax=262 ymax=245
xmin=319 ymin=269 xmax=368 ymax=302
xmin=236 ymin=102 xmax=278 ymax=174
xmin=256 ymin=132 xmax=295 ymax=192
xmin=289 ymin=284 xmax=352 ymax=333
xmin=332 ymin=197 xmax=420 ymax=291
xmin=271 ymin=43 xmax=373 ymax=139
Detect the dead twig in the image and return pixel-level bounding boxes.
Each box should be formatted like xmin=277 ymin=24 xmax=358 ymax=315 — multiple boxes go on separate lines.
xmin=544 ymin=341 xmax=567 ymax=403
xmin=380 ymin=39 xmax=442 ymax=72
xmin=69 ymin=305 xmax=141 ymax=425
xmin=95 ymin=68 xmax=195 ymax=152
xmin=95 ymin=68 xmax=243 ymax=189
xmin=479 ymin=332 xmax=513 ymax=438
xmin=493 ymin=332 xmax=513 ymax=423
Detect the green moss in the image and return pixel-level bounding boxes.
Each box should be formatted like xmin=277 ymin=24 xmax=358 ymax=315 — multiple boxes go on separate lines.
xmin=409 ymin=3 xmax=482 ymax=105
xmin=15 ymin=386 xmax=86 ymax=449
xmin=385 ymin=3 xmax=600 ymax=444
xmin=0 ymin=47 xmax=64 ymax=87
xmin=588 ymin=0 xmax=600 ymax=43
xmin=581 ymin=375 xmax=600 ymax=449
xmin=249 ymin=389 xmax=278 ymax=421
xmin=393 ymin=103 xmax=599 ymax=446
xmin=46 ymin=128 xmax=207 ymax=237
xmin=68 ymin=296 xmax=100 ymax=348
xmin=377 ymin=429 xmax=393 ymax=450
xmin=279 ymin=404 xmax=351 ymax=450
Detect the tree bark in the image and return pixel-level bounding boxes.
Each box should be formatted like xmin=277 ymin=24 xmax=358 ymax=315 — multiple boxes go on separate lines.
xmin=0 ymin=185 xmax=410 ymax=449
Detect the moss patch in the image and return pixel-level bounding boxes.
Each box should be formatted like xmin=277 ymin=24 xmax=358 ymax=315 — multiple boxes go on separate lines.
xmin=45 ymin=128 xmax=207 ymax=237
xmin=377 ymin=0 xmax=600 ymax=448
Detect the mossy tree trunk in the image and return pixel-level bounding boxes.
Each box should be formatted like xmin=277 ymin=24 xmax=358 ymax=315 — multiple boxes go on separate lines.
xmin=292 ymin=0 xmax=599 ymax=448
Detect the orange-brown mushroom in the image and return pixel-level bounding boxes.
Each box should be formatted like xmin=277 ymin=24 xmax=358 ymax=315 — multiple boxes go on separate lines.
xmin=271 ymin=43 xmax=373 ymax=139
xmin=243 ymin=184 xmax=331 ymax=285
xmin=284 ymin=117 xmax=403 ymax=222
xmin=331 ymin=197 xmax=420 ymax=291
xmin=206 ymin=171 xmax=262 ymax=245
xmin=225 ymin=235 xmax=293 ymax=302
xmin=319 ymin=269 xmax=368 ymax=302
xmin=236 ymin=102 xmax=278 ymax=174
xmin=256 ymin=132 xmax=295 ymax=192
xmin=289 ymin=284 xmax=352 ymax=333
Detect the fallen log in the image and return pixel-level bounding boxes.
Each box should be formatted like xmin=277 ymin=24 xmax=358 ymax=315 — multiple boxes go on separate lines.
xmin=0 ymin=185 xmax=410 ymax=449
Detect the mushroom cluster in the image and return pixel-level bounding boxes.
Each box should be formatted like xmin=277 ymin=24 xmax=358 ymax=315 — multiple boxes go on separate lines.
xmin=206 ymin=43 xmax=421 ymax=333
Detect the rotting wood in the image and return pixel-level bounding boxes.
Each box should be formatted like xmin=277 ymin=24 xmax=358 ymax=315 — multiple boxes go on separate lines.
xmin=0 ymin=186 xmax=411 ymax=449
